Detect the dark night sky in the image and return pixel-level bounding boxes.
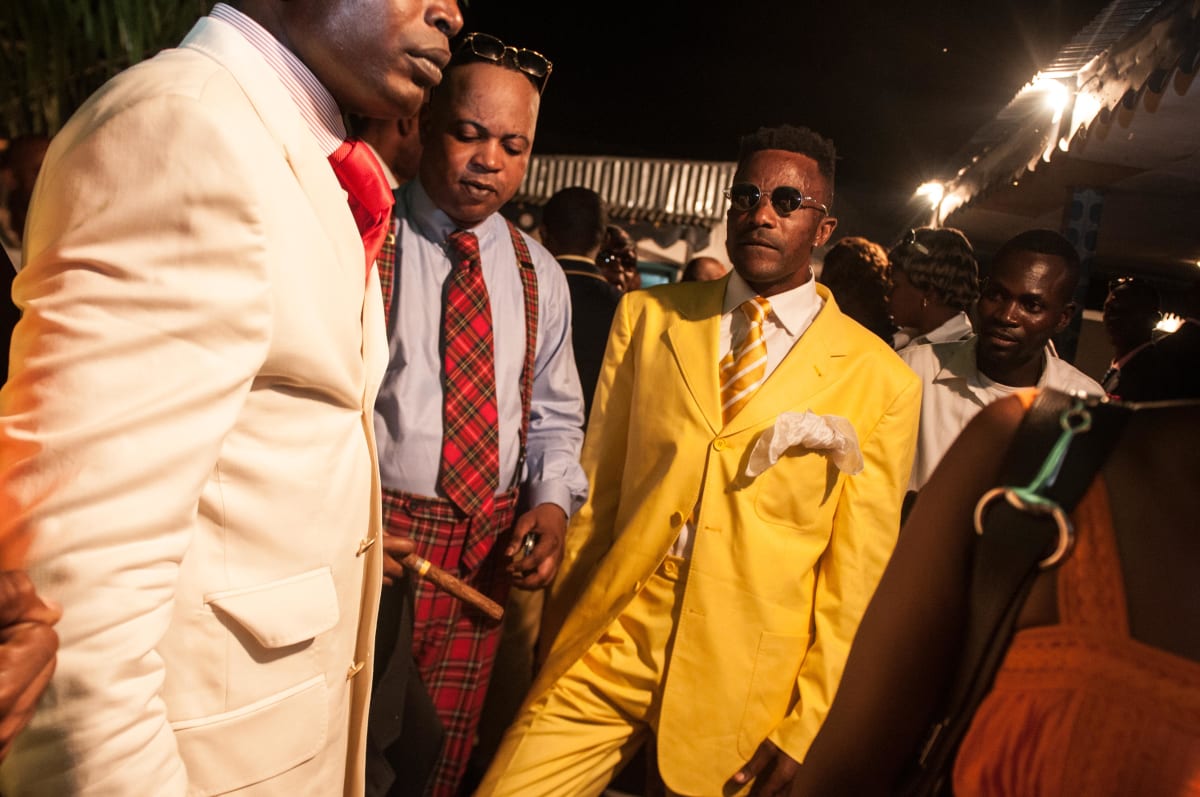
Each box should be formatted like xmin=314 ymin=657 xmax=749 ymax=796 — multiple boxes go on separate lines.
xmin=459 ymin=1 xmax=1113 ymax=196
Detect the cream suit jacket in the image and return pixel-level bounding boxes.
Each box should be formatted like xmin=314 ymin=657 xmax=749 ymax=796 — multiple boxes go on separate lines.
xmin=539 ymin=278 xmax=920 ymax=795
xmin=0 ymin=17 xmax=385 ymax=796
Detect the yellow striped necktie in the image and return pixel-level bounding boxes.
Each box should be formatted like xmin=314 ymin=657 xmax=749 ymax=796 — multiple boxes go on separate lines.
xmin=720 ymin=296 xmax=772 ymax=424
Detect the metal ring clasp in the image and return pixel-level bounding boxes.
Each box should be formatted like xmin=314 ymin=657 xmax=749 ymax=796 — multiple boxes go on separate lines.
xmin=973 ymin=487 xmax=1076 ymax=569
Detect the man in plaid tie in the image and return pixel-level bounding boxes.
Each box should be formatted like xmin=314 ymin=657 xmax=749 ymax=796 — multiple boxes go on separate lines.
xmin=479 ymin=125 xmax=922 ymax=797
xmin=369 ymin=37 xmax=586 ymax=797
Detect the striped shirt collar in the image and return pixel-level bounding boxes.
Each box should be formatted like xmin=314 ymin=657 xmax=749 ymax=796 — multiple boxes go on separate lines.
xmin=210 ymin=3 xmax=346 ymax=156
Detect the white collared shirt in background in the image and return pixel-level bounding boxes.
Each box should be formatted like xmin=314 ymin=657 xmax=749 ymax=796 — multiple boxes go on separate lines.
xmin=900 ymin=336 xmax=1103 ymax=491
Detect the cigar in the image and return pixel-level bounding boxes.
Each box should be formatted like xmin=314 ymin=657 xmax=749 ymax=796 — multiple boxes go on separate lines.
xmin=400 ymin=553 xmax=504 ymax=621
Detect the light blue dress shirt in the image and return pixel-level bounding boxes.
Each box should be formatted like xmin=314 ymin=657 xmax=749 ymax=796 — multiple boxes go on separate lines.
xmin=373 ymin=179 xmax=588 ymax=517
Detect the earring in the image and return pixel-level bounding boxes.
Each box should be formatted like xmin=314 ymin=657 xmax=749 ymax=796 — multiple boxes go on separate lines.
xmin=921 ymin=298 xmax=928 ymax=310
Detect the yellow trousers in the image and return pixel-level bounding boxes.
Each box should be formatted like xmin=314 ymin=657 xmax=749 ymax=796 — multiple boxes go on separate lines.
xmin=476 ymin=557 xmax=696 ymax=797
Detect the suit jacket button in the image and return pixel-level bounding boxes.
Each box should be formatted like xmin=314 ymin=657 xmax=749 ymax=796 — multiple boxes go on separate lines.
xmin=670 ymin=511 xmax=683 ymax=527
xmin=713 ymin=438 xmax=728 ymax=451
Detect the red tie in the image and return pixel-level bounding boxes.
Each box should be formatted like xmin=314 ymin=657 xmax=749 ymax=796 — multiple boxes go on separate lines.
xmin=438 ymin=230 xmax=500 ymax=517
xmin=328 ymin=138 xmax=394 ymax=278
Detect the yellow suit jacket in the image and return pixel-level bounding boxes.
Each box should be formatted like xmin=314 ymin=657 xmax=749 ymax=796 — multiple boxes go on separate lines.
xmin=0 ymin=17 xmax=385 ymax=796
xmin=540 ymin=277 xmax=920 ymax=795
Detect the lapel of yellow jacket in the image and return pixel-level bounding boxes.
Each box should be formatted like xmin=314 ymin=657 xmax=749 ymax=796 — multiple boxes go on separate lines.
xmin=721 ymin=283 xmax=846 ymax=437
xmin=665 ymin=278 xmax=727 ymax=436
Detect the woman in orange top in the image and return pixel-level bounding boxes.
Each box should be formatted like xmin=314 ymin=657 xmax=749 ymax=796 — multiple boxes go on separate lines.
xmin=789 ymin=394 xmax=1200 ymax=796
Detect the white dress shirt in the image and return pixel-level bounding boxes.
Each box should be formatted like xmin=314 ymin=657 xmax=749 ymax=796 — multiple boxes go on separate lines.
xmin=373 ymin=179 xmax=587 ymax=516
xmin=900 ymin=336 xmax=1104 ymax=491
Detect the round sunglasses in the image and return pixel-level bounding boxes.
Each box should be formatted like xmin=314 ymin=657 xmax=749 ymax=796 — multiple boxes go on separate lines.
xmin=724 ymin=182 xmax=828 ymax=217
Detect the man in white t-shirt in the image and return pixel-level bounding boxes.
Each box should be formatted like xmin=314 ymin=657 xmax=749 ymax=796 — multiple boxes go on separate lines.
xmin=902 ymin=228 xmax=1102 ymax=491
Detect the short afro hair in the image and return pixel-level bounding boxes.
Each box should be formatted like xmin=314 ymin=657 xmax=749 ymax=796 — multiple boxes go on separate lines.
xmin=737 ymin=125 xmax=836 ymax=192
xmin=992 ymin=229 xmax=1082 ymax=292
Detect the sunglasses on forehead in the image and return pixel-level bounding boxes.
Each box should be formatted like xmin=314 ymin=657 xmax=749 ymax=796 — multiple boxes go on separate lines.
xmin=454 ymin=32 xmax=553 ymax=93
xmin=724 ymin=183 xmax=829 ymax=217
xmin=899 ymin=228 xmax=931 ymax=256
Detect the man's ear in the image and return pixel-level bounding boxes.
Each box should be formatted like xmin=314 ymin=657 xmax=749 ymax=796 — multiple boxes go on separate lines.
xmin=815 ymin=216 xmax=838 ymax=247
xmin=1055 ymin=301 xmax=1078 ymax=333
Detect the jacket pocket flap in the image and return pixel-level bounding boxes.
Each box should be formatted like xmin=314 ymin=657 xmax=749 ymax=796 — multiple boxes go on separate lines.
xmin=173 ymin=675 xmax=327 ymax=794
xmin=206 ymin=567 xmax=338 ymax=648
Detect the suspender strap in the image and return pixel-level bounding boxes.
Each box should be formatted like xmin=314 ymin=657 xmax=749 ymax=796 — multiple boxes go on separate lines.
xmin=376 ymin=215 xmax=400 ymax=329
xmin=505 ymin=220 xmax=538 ymax=489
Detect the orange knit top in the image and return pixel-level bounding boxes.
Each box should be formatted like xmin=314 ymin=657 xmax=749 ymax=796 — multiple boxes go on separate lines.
xmin=952 ymin=476 xmax=1200 ymax=796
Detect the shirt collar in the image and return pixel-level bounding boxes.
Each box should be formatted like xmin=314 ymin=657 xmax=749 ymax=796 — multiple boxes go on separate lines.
xmin=723 ymin=268 xmax=821 ymax=335
xmin=932 ymin=337 xmax=982 ymax=385
xmin=210 ymin=3 xmax=345 ymax=156
xmin=558 ymin=254 xmax=596 ymax=267
xmin=936 ymin=335 xmax=1057 ymax=395
xmin=402 ymin=178 xmax=503 ymax=249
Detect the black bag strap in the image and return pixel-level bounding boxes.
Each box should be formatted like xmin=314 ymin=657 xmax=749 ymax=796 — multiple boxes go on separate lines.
xmin=908 ymin=389 xmax=1130 ymax=795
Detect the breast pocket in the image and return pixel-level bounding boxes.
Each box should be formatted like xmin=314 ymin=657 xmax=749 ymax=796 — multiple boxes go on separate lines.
xmin=752 ymin=449 xmax=841 ymax=531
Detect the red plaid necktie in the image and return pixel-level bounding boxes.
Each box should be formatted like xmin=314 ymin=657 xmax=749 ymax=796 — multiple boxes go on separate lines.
xmin=438 ymin=230 xmax=500 ymax=517
xmin=328 ymin=138 xmax=394 ymax=278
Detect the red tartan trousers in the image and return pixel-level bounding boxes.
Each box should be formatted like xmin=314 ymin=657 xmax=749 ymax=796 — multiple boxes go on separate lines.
xmin=381 ymin=487 xmax=518 ymax=797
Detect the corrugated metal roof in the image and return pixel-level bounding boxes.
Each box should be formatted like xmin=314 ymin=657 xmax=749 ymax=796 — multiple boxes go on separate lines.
xmin=933 ymin=0 xmax=1200 ymax=222
xmin=1042 ymin=0 xmax=1164 ymax=76
xmin=513 ymin=154 xmax=737 ymax=229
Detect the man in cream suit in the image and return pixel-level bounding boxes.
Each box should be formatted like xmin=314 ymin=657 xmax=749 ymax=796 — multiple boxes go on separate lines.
xmin=0 ymin=1 xmax=462 ymax=794
xmin=479 ymin=125 xmax=921 ymax=797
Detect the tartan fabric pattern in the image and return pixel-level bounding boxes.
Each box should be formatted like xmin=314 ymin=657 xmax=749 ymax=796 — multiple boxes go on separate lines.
xmin=381 ymin=487 xmax=520 ymax=797
xmin=505 ymin=221 xmax=539 ymax=469
xmin=376 ymin=213 xmax=399 ymax=329
xmin=327 ymin=138 xmax=394 ymax=277
xmin=720 ymin=296 xmax=772 ymax=423
xmin=458 ymin=222 xmax=539 ymax=571
xmin=380 ymin=221 xmax=540 ymax=795
xmin=439 ymin=230 xmax=500 ymax=518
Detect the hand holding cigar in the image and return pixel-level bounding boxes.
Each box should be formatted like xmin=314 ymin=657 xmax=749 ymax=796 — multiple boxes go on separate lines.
xmin=380 ymin=534 xmax=504 ymax=621
xmin=400 ymin=553 xmax=504 ymax=621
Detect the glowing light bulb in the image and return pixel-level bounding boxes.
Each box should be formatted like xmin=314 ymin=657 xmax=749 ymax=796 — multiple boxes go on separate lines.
xmin=915 ymin=181 xmax=944 ymax=210
xmin=1031 ymin=77 xmax=1072 ymax=115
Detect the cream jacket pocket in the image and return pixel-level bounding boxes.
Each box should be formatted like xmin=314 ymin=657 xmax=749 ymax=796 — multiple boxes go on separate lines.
xmin=205 ymin=567 xmax=339 ymax=648
xmin=173 ymin=675 xmax=328 ymax=795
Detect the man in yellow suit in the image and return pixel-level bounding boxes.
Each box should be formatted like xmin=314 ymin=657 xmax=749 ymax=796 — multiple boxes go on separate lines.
xmin=477 ymin=125 xmax=921 ymax=796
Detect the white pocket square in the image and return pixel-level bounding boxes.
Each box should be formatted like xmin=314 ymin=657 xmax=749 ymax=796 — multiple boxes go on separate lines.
xmin=745 ymin=411 xmax=864 ymax=478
